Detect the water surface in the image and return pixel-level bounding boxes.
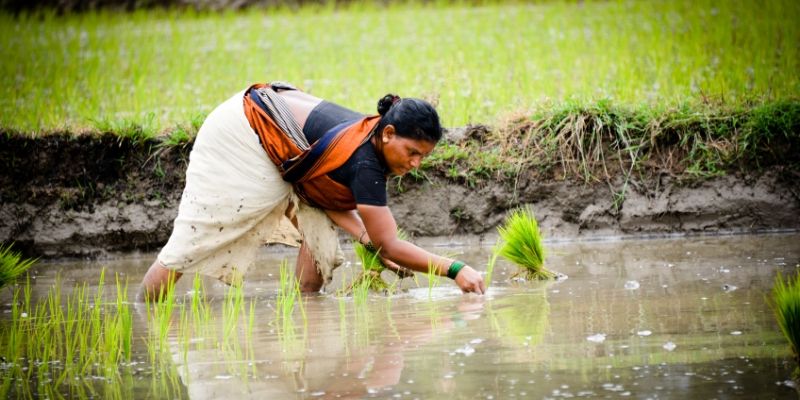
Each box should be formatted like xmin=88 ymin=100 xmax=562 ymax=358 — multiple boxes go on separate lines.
xmin=5 ymin=233 xmax=800 ymax=399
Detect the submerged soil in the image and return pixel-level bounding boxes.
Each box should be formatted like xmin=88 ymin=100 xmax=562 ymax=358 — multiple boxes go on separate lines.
xmin=1 ymin=131 xmax=799 ymax=259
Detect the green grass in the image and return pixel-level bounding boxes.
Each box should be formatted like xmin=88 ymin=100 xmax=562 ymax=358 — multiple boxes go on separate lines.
xmin=496 ymin=206 xmax=556 ymax=281
xmin=420 ymin=99 xmax=800 ymax=189
xmin=0 ymin=270 xmax=136 ymax=399
xmin=0 ymin=0 xmax=797 ymax=135
xmin=0 ymin=243 xmax=36 ymax=289
xmin=344 ymin=229 xmax=409 ymax=294
xmin=484 ymin=240 xmax=500 ymax=289
xmin=275 ymin=259 xmax=307 ymax=336
xmin=770 ymin=270 xmax=800 ymax=374
xmin=0 ymin=269 xmax=267 ymax=398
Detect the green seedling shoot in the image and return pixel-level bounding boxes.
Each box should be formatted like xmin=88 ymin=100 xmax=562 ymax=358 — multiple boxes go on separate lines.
xmin=0 ymin=243 xmax=36 ymax=289
xmin=770 ymin=269 xmax=800 ymax=377
xmin=345 ymin=229 xmax=409 ymax=294
xmin=497 ymin=206 xmax=556 ymax=280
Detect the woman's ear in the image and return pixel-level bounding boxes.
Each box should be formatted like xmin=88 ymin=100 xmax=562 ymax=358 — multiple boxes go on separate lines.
xmin=382 ymin=125 xmax=395 ymax=143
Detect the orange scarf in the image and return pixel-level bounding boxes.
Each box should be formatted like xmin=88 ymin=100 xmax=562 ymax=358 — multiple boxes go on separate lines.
xmin=243 ymin=83 xmax=380 ymax=210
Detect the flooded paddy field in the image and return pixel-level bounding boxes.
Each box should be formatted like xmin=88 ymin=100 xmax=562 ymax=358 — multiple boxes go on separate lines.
xmin=3 ymin=232 xmax=799 ymax=399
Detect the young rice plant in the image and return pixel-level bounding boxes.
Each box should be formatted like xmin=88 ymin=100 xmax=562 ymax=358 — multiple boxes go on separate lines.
xmin=0 ymin=243 xmax=36 ymax=289
xmin=496 ymin=206 xmax=556 ymax=280
xmin=770 ymin=270 xmax=800 ymax=376
xmin=345 ymin=229 xmax=409 ymax=294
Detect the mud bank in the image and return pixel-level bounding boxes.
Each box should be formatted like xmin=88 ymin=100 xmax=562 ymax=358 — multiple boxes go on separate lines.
xmin=1 ymin=133 xmax=799 ymax=258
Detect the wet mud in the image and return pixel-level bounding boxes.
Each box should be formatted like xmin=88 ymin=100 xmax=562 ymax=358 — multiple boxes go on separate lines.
xmin=1 ymin=132 xmax=799 ymax=259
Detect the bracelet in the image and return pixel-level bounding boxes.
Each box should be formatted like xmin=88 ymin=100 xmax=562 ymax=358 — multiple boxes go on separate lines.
xmin=447 ymin=260 xmax=466 ymax=280
xmin=358 ymin=229 xmax=368 ymax=244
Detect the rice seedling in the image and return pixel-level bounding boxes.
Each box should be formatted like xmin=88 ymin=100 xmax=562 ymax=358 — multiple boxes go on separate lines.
xmin=274 ymin=259 xmax=308 ymax=357
xmin=0 ymin=243 xmax=36 ymax=289
xmin=222 ymin=283 xmax=245 ymax=352
xmin=769 ymin=270 xmax=800 ymax=375
xmin=0 ymin=266 xmax=266 ymax=399
xmin=496 ymin=206 xmax=556 ymax=281
xmin=245 ymin=297 xmax=257 ymax=370
xmin=345 ymin=229 xmax=409 ymax=295
xmin=189 ymin=273 xmax=213 ymax=338
xmin=0 ymin=270 xmax=137 ymax=399
xmin=276 ymin=259 xmax=306 ymax=325
xmin=144 ymin=272 xmax=178 ymax=367
xmin=484 ymin=241 xmax=501 ymax=289
xmin=427 ymin=261 xmax=440 ymax=300
xmin=348 ymin=247 xmax=391 ymax=293
xmin=348 ymin=272 xmax=371 ymax=307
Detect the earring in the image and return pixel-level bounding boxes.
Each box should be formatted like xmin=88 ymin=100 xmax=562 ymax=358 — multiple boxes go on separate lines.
xmin=383 ymin=137 xmax=389 ymax=143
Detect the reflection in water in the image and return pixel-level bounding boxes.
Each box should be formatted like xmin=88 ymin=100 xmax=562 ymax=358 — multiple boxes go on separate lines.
xmin=2 ymin=233 xmax=799 ymax=398
xmin=487 ymin=285 xmax=550 ymax=348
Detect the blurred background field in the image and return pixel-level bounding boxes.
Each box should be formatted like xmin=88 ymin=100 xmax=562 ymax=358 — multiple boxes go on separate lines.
xmin=1 ymin=0 xmax=798 ymax=135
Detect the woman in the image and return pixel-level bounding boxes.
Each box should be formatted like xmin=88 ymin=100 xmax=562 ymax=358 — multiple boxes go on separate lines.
xmin=140 ymin=82 xmax=485 ymax=299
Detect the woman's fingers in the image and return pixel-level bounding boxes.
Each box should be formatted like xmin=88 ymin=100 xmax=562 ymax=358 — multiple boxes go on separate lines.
xmin=455 ymin=266 xmax=485 ymax=295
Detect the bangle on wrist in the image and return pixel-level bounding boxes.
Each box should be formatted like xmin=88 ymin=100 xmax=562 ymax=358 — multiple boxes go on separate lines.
xmin=358 ymin=229 xmax=368 ymax=244
xmin=447 ymin=260 xmax=466 ymax=280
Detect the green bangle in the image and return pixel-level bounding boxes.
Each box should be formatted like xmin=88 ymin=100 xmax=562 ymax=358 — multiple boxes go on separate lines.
xmin=447 ymin=260 xmax=466 ymax=280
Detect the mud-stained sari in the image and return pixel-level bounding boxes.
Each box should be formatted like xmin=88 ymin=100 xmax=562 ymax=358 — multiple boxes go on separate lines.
xmin=158 ymin=85 xmax=376 ymax=288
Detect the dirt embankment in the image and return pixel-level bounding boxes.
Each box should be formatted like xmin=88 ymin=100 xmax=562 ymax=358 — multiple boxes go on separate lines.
xmin=1 ymin=132 xmax=799 ymax=259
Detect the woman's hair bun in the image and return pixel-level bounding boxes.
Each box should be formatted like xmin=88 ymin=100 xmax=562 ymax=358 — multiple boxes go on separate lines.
xmin=377 ymin=94 xmax=401 ymax=116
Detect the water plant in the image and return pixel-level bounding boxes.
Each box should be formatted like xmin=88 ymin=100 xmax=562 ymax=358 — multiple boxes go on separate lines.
xmin=484 ymin=241 xmax=500 ymax=289
xmin=0 ymin=270 xmax=136 ymax=399
xmin=345 ymin=230 xmax=409 ymax=294
xmin=770 ymin=270 xmax=800 ymax=375
xmin=427 ymin=261 xmax=440 ymax=300
xmin=0 ymin=243 xmax=36 ymax=289
xmin=276 ymin=259 xmax=306 ymax=325
xmin=348 ymin=245 xmax=391 ymax=293
xmin=496 ymin=206 xmax=556 ymax=280
xmin=275 ymin=259 xmax=308 ymax=358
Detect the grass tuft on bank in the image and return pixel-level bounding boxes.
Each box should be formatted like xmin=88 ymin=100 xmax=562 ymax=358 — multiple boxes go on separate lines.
xmin=421 ymin=100 xmax=800 ymax=188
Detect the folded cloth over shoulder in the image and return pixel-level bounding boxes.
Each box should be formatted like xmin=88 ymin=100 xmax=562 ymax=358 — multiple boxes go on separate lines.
xmin=243 ymin=83 xmax=381 ymax=211
xmin=157 ymin=89 xmax=343 ymax=288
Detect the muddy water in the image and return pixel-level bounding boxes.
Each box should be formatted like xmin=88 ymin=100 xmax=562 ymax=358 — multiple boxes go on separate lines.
xmin=8 ymin=233 xmax=800 ymax=399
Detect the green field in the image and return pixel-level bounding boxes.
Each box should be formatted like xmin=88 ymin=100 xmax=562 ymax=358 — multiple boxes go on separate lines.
xmin=1 ymin=0 xmax=798 ymax=135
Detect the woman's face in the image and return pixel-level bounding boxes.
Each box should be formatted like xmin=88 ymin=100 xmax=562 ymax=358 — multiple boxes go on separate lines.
xmin=379 ymin=125 xmax=436 ymax=177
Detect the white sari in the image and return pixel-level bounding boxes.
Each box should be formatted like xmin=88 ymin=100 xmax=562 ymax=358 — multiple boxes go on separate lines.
xmin=157 ymin=91 xmax=342 ymax=288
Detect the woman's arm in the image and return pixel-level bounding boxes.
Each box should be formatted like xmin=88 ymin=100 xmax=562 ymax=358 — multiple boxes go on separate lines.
xmin=324 ymin=208 xmax=413 ymax=278
xmin=357 ymin=204 xmax=486 ymax=294
xmin=324 ymin=209 xmax=364 ymax=239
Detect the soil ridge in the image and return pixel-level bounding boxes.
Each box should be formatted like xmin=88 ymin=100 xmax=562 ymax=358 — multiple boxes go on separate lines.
xmin=1 ymin=132 xmax=798 ymax=259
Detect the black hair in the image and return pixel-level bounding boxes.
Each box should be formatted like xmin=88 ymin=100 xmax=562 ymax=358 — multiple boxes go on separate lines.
xmin=375 ymin=94 xmax=442 ymax=143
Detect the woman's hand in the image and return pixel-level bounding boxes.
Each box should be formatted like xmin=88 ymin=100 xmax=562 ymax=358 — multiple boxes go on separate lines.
xmin=454 ymin=265 xmax=486 ymax=295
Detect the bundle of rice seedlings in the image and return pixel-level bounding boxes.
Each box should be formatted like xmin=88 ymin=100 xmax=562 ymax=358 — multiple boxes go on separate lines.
xmin=0 ymin=243 xmax=36 ymax=289
xmin=770 ymin=270 xmax=800 ymax=374
xmin=497 ymin=206 xmax=556 ymax=280
xmin=345 ymin=230 xmax=409 ymax=294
